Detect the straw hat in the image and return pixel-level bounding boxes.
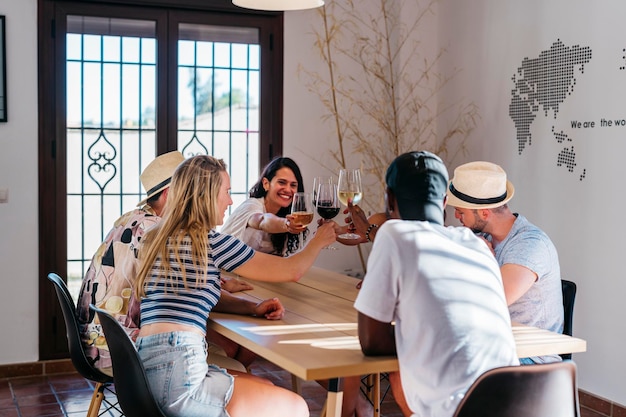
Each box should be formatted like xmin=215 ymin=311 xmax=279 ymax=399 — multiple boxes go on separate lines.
xmin=446 ymin=161 xmax=515 ymax=209
xmin=137 ymin=151 xmax=185 ymax=206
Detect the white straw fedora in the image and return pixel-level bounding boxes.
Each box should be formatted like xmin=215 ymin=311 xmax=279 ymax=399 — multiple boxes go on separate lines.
xmin=137 ymin=151 xmax=185 ymax=206
xmin=446 ymin=161 xmax=515 ymax=209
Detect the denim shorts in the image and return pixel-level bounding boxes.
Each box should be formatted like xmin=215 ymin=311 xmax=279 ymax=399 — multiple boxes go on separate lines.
xmin=136 ymin=331 xmax=234 ymax=417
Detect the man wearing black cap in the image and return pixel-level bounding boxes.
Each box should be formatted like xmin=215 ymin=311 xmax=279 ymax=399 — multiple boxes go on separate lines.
xmin=354 ymin=151 xmax=519 ymax=417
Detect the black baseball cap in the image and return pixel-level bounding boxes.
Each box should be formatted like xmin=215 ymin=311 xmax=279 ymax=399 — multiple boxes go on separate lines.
xmin=385 ymin=151 xmax=448 ymax=222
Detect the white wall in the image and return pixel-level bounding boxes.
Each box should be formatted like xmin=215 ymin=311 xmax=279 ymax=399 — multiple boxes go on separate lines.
xmin=0 ymin=0 xmax=39 ymax=364
xmin=285 ymin=0 xmax=624 ymax=407
xmin=1 ymin=0 xmax=622 ymax=408
xmin=436 ymin=0 xmax=624 ymax=405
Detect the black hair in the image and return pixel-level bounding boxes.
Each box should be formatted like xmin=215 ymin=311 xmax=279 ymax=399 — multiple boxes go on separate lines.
xmin=249 ymin=157 xmax=306 ymax=255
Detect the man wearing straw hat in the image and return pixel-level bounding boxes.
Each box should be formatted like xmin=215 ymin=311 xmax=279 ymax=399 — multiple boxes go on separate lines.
xmin=76 ymin=151 xmax=257 ymax=374
xmin=446 ymin=161 xmax=564 ymax=364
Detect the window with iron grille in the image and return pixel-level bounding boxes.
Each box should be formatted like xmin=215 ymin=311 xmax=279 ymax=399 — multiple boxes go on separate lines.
xmin=39 ymin=0 xmax=283 ymax=359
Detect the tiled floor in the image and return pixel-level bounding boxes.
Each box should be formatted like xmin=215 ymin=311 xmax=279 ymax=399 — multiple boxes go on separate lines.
xmin=0 ymin=358 xmax=403 ymax=417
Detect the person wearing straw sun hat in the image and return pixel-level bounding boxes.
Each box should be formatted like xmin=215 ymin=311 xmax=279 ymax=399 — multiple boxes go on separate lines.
xmin=76 ymin=151 xmax=184 ymax=373
xmin=447 ymin=161 xmax=564 ymax=364
xmin=76 ymin=151 xmax=253 ymax=374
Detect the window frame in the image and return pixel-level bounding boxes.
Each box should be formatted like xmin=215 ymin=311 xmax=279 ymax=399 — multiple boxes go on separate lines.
xmin=38 ymin=0 xmax=283 ymax=359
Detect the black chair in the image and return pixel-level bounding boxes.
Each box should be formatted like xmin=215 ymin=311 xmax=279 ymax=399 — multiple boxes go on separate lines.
xmin=453 ymin=361 xmax=580 ymax=417
xmin=561 ymin=279 xmax=577 ymax=360
xmin=90 ymin=304 xmax=168 ymax=417
xmin=47 ymin=273 xmax=121 ymax=417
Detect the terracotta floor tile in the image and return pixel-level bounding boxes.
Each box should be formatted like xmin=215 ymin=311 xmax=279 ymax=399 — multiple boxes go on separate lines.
xmin=581 ymin=406 xmax=609 ymax=417
xmin=0 ymin=382 xmax=11 ymax=401
xmin=0 ymin=409 xmax=19 ymax=417
xmin=1 ymin=357 xmax=403 ymax=416
xmin=7 ymin=376 xmax=47 ymax=388
xmin=59 ymin=400 xmax=91 ymax=414
xmin=14 ymin=402 xmax=63 ymax=417
xmin=55 ymin=389 xmax=93 ymax=403
xmin=11 ymin=384 xmax=53 ymax=398
xmin=47 ymin=374 xmax=92 ymax=392
xmin=0 ymin=399 xmax=15 ymax=411
xmin=16 ymin=393 xmax=59 ymax=407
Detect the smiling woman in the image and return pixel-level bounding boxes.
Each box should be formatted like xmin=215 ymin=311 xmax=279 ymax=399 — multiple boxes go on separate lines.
xmin=221 ymin=156 xmax=308 ymax=257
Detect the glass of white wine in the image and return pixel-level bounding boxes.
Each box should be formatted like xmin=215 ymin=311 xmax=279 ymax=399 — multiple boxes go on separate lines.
xmin=337 ymin=168 xmax=363 ymax=240
xmin=290 ymin=192 xmax=314 ymax=227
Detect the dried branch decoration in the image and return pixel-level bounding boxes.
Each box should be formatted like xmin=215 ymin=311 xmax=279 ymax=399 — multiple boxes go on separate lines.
xmin=300 ymin=0 xmax=480 ymax=213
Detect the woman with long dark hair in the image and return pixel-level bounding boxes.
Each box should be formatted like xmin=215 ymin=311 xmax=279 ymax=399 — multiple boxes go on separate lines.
xmin=222 ymin=156 xmax=373 ymax=417
xmin=221 ymin=156 xmax=308 ymax=256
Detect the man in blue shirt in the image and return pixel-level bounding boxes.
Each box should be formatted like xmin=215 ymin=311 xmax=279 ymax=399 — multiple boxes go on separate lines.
xmin=447 ymin=161 xmax=564 ymax=364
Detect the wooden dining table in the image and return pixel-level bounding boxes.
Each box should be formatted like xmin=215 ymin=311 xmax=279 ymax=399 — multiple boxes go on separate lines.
xmin=209 ymin=267 xmax=587 ymax=417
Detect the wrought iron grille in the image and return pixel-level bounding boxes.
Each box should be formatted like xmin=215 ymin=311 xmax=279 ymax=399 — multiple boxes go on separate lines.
xmin=65 ymin=17 xmax=261 ymax=297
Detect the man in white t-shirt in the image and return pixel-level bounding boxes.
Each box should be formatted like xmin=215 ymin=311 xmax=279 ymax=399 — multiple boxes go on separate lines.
xmin=354 ymin=151 xmax=519 ymax=417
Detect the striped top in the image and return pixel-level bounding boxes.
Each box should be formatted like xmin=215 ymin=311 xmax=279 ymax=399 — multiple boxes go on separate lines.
xmin=140 ymin=230 xmax=255 ymax=333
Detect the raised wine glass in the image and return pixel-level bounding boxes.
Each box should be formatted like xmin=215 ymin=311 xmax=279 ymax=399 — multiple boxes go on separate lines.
xmin=312 ymin=176 xmax=333 ymax=207
xmin=315 ymin=182 xmax=340 ymax=250
xmin=291 ymin=192 xmax=314 ymax=227
xmin=290 ymin=192 xmax=314 ymax=251
xmin=337 ymin=168 xmax=363 ymax=240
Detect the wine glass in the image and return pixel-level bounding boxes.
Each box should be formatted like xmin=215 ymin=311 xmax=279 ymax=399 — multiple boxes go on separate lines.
xmin=315 ymin=183 xmax=340 ymax=250
xmin=290 ymin=192 xmax=314 ymax=227
xmin=337 ymin=168 xmax=363 ymax=240
xmin=312 ymin=176 xmax=333 ymax=207
xmin=291 ymin=192 xmax=314 ymax=251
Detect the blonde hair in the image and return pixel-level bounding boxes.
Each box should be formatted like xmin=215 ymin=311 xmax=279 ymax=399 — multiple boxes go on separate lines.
xmin=136 ymin=155 xmax=227 ymax=298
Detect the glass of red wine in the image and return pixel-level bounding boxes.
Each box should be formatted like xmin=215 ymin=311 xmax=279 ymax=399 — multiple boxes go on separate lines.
xmin=315 ymin=182 xmax=340 ymax=250
xmin=312 ymin=176 xmax=333 ymax=207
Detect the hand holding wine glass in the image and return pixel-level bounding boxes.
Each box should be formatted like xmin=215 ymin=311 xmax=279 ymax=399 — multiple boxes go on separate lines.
xmin=289 ymin=192 xmax=314 ymax=252
xmin=337 ymin=168 xmax=363 ymax=240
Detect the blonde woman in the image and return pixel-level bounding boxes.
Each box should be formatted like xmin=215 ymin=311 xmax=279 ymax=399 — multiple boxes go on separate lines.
xmin=135 ymin=155 xmax=336 ymax=417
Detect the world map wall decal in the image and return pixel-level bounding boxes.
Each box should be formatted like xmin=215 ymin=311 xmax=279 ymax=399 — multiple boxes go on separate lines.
xmin=509 ymin=40 xmax=592 ymax=181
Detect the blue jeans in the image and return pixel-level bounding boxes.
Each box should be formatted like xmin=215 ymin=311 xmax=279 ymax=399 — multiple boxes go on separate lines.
xmin=136 ymin=331 xmax=234 ymax=417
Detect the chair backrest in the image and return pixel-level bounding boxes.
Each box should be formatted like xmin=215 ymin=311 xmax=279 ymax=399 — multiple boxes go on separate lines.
xmin=453 ymin=361 xmax=579 ymax=417
xmin=561 ymin=279 xmax=577 ymax=360
xmin=47 ymin=273 xmax=113 ymax=383
xmin=90 ymin=305 xmax=168 ymax=417
xmin=562 ymin=279 xmax=577 ymax=337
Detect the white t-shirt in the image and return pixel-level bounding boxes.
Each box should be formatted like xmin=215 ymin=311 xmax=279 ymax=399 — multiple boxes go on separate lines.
xmin=221 ymin=197 xmax=275 ymax=254
xmin=354 ymin=220 xmax=519 ymax=417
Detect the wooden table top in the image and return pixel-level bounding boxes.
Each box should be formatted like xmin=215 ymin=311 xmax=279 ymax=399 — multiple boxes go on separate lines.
xmin=209 ymin=267 xmax=587 ymax=381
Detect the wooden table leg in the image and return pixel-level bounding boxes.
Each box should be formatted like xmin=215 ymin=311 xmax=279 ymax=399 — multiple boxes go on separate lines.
xmin=372 ymin=373 xmax=381 ymax=417
xmin=291 ymin=374 xmax=302 ymax=394
xmin=325 ymin=378 xmax=344 ymax=417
